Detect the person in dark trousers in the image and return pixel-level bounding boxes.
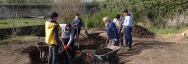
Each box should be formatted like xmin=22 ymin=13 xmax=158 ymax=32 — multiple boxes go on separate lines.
xmin=122 ymin=9 xmax=133 ymax=51
xmin=59 ymin=23 xmax=75 ymax=64
xmin=45 ymin=12 xmax=61 ymax=64
xmin=103 ymin=17 xmax=119 ymax=46
xmin=72 ymin=13 xmax=83 ymax=37
xmin=113 ymin=14 xmax=124 ymax=46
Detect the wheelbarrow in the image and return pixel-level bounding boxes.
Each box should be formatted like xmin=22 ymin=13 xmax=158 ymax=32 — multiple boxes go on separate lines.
xmin=36 ymin=42 xmax=49 ymax=63
xmin=84 ymin=30 xmax=101 ymax=44
xmin=81 ymin=46 xmax=120 ymax=64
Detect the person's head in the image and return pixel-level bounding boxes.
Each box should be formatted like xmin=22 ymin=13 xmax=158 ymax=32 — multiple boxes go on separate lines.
xmin=75 ymin=13 xmax=80 ymax=19
xmin=50 ymin=12 xmax=58 ymax=21
xmin=103 ymin=17 xmax=109 ymax=24
xmin=115 ymin=14 xmax=120 ymax=20
xmin=65 ymin=23 xmax=71 ymax=31
xmin=123 ymin=9 xmax=128 ymax=16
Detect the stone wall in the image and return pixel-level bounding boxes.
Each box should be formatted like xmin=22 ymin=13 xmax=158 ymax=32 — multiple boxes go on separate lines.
xmin=0 ymin=5 xmax=52 ymax=18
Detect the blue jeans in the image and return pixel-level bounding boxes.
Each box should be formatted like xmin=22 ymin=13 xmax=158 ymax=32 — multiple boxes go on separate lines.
xmin=124 ymin=27 xmax=132 ymax=49
xmin=48 ymin=45 xmax=59 ymax=64
xmin=61 ymin=38 xmax=75 ymax=62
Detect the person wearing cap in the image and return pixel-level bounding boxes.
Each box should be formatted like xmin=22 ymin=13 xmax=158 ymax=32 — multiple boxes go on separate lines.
xmin=59 ymin=23 xmax=75 ymax=63
xmin=103 ymin=17 xmax=119 ymax=46
xmin=113 ymin=14 xmax=124 ymax=46
xmin=45 ymin=12 xmax=61 ymax=64
xmin=122 ymin=9 xmax=133 ymax=50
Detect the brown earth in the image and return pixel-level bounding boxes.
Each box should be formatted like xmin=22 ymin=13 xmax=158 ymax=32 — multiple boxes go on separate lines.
xmin=96 ymin=25 xmax=155 ymax=38
xmin=1 ymin=27 xmax=188 ymax=64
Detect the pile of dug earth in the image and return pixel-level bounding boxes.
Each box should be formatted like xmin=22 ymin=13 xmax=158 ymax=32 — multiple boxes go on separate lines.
xmin=132 ymin=25 xmax=155 ymax=38
xmin=97 ymin=25 xmax=155 ymax=38
xmin=95 ymin=48 xmax=113 ymax=55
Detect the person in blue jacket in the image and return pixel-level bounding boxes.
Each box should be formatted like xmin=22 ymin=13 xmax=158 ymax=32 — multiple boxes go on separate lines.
xmin=72 ymin=13 xmax=83 ymax=37
xmin=103 ymin=17 xmax=118 ymax=46
xmin=59 ymin=23 xmax=75 ymax=64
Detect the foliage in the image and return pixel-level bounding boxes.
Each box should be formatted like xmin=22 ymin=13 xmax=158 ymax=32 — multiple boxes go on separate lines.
xmin=52 ymin=0 xmax=81 ymax=23
xmin=97 ymin=0 xmax=188 ymax=28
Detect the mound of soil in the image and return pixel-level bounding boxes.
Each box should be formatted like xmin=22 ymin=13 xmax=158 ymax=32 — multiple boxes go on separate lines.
xmin=95 ymin=48 xmax=113 ymax=55
xmin=96 ymin=26 xmax=106 ymax=31
xmin=96 ymin=25 xmax=155 ymax=38
xmin=132 ymin=25 xmax=155 ymax=38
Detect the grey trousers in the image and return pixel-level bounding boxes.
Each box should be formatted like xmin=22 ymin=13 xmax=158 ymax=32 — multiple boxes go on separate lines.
xmin=108 ymin=38 xmax=116 ymax=46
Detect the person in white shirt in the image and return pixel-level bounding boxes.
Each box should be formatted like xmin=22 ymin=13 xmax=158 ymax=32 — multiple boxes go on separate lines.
xmin=113 ymin=14 xmax=124 ymax=46
xmin=59 ymin=23 xmax=76 ymax=63
xmin=122 ymin=9 xmax=133 ymax=51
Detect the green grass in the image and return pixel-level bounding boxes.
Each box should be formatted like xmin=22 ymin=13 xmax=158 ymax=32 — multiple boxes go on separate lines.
xmin=147 ymin=24 xmax=188 ymax=34
xmin=0 ymin=18 xmax=48 ymax=28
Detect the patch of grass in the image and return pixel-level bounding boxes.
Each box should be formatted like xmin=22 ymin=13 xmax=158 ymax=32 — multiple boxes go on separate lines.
xmin=0 ymin=18 xmax=48 ymax=28
xmin=0 ymin=35 xmax=37 ymax=45
xmin=147 ymin=24 xmax=188 ymax=34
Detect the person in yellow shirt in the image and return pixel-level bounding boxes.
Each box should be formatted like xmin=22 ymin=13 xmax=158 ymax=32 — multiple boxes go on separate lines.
xmin=45 ymin=12 xmax=61 ymax=64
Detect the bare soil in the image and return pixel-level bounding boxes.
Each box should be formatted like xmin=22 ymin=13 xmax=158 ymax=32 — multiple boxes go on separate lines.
xmin=1 ymin=32 xmax=188 ymax=64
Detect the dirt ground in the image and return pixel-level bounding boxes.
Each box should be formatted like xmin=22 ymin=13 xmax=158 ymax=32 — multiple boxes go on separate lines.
xmin=1 ymin=31 xmax=188 ymax=64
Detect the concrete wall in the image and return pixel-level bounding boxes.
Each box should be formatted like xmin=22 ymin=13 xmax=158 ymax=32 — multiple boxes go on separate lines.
xmin=0 ymin=5 xmax=52 ymax=18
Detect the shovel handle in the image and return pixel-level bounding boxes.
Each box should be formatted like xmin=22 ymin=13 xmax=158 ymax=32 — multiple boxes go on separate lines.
xmin=60 ymin=37 xmax=71 ymax=61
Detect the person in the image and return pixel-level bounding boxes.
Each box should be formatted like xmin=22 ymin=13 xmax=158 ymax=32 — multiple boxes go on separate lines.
xmin=72 ymin=13 xmax=83 ymax=37
xmin=59 ymin=23 xmax=75 ymax=64
xmin=113 ymin=14 xmax=124 ymax=46
xmin=103 ymin=17 xmax=118 ymax=46
xmin=45 ymin=12 xmax=61 ymax=64
xmin=122 ymin=9 xmax=133 ymax=50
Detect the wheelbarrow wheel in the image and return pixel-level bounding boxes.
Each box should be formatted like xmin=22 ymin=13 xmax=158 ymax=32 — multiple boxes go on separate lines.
xmin=41 ymin=51 xmax=48 ymax=63
xmin=42 ymin=58 xmax=46 ymax=63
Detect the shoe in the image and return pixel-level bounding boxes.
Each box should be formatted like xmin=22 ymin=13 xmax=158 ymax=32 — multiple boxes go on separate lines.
xmin=127 ymin=48 xmax=132 ymax=51
xmin=124 ymin=46 xmax=129 ymax=49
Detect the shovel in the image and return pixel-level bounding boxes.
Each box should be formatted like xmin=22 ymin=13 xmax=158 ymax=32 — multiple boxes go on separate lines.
xmin=76 ymin=23 xmax=81 ymax=53
xmin=60 ymin=37 xmax=72 ymax=64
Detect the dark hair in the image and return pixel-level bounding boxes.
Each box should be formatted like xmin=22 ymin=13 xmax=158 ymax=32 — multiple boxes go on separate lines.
xmin=123 ymin=9 xmax=128 ymax=13
xmin=76 ymin=13 xmax=80 ymax=16
xmin=50 ymin=12 xmax=58 ymax=19
xmin=115 ymin=14 xmax=120 ymax=19
xmin=66 ymin=23 xmax=71 ymax=27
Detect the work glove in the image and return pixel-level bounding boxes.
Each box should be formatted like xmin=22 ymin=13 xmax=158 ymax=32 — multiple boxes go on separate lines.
xmin=114 ymin=39 xmax=118 ymax=43
xmin=64 ymin=45 xmax=69 ymax=50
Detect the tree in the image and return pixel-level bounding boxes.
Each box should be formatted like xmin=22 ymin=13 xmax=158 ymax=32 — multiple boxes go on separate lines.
xmin=52 ymin=0 xmax=81 ymax=23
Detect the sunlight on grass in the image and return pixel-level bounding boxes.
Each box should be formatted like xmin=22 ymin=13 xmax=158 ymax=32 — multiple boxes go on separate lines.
xmin=147 ymin=24 xmax=188 ymax=34
xmin=0 ymin=36 xmax=38 ymax=44
xmin=0 ymin=18 xmax=48 ymax=28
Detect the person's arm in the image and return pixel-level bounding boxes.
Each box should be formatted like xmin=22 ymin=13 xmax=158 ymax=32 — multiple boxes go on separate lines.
xmin=78 ymin=18 xmax=83 ymax=27
xmin=67 ymin=28 xmax=75 ymax=46
xmin=112 ymin=19 xmax=116 ymax=23
xmin=72 ymin=19 xmax=76 ymax=28
xmin=126 ymin=16 xmax=131 ymax=27
xmin=111 ymin=23 xmax=118 ymax=39
xmin=54 ymin=26 xmax=61 ymax=45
